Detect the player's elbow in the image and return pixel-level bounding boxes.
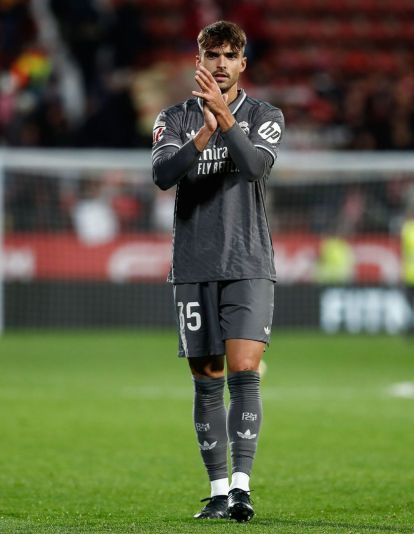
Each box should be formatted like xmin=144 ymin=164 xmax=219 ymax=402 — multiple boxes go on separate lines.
xmin=153 ymin=173 xmax=170 ymax=191
xmin=247 ymin=171 xmax=263 ymax=182
xmin=246 ymin=150 xmax=273 ymax=181
xmin=153 ymin=166 xmax=175 ymax=190
xmin=245 ymin=163 xmax=265 ymax=182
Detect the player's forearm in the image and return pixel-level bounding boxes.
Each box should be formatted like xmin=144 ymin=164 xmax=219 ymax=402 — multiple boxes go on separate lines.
xmin=221 ymin=123 xmax=271 ymax=181
xmin=215 ymin=108 xmax=236 ymax=133
xmin=193 ymin=125 xmax=215 ymax=152
xmin=152 ymin=141 xmax=200 ymax=190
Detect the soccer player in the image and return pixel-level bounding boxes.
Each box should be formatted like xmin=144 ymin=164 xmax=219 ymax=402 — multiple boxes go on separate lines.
xmin=152 ymin=20 xmax=284 ymax=522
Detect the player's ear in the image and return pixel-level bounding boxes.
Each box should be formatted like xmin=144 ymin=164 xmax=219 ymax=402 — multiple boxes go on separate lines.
xmin=196 ymin=55 xmax=201 ymax=68
xmin=240 ymin=56 xmax=247 ymax=72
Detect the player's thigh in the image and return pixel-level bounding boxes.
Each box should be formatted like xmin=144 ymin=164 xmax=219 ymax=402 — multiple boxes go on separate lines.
xmin=219 ymin=278 xmax=275 ymax=344
xmin=173 ymin=282 xmax=225 ymax=358
xmin=220 ymin=279 xmax=274 ymax=371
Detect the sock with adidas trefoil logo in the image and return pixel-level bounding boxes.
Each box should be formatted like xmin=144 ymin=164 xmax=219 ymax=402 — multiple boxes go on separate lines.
xmin=193 ymin=376 xmax=229 ymax=494
xmin=227 ymin=371 xmax=262 ymax=480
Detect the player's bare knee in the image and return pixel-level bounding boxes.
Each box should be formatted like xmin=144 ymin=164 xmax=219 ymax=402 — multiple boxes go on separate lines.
xmin=227 ymin=358 xmax=260 ymax=373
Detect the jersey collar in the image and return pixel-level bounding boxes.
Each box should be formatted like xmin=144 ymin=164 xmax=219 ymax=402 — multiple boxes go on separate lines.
xmin=197 ymin=89 xmax=246 ymax=115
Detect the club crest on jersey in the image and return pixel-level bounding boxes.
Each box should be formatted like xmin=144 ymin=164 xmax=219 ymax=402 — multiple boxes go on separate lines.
xmin=238 ymin=121 xmax=250 ymax=135
xmin=258 ymin=121 xmax=281 ymax=144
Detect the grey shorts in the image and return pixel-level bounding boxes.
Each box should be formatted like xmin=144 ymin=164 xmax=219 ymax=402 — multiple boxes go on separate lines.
xmin=173 ymin=279 xmax=275 ymax=358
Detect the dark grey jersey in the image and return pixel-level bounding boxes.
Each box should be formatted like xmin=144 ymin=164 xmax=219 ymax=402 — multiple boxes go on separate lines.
xmin=152 ymin=89 xmax=284 ymax=284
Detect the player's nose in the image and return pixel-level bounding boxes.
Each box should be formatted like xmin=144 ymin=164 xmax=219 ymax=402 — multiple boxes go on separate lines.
xmin=217 ymin=54 xmax=227 ymax=68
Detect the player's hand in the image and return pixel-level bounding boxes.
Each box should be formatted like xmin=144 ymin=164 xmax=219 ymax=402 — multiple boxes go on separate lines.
xmin=203 ymin=102 xmax=217 ymax=132
xmin=192 ymin=65 xmax=229 ymax=116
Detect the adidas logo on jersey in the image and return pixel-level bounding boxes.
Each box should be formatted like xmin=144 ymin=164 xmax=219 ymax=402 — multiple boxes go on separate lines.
xmin=186 ymin=130 xmax=197 ymax=140
xmin=237 ymin=429 xmax=257 ymax=440
xmin=199 ymin=440 xmax=217 ymax=450
xmin=264 ymin=326 xmax=271 ymax=335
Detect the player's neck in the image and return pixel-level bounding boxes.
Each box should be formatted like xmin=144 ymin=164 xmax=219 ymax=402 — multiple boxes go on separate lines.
xmin=225 ymin=86 xmax=239 ymax=105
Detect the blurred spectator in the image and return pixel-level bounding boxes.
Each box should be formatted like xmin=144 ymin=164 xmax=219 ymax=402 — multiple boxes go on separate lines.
xmin=71 ymin=179 xmax=119 ymax=245
xmin=0 ymin=0 xmax=36 ymax=69
xmin=6 ymin=173 xmax=64 ymax=231
xmin=401 ymin=205 xmax=414 ymax=333
xmin=316 ymin=236 xmax=355 ymax=284
xmin=152 ymin=189 xmax=175 ymax=232
xmin=49 ymin=0 xmax=107 ymax=90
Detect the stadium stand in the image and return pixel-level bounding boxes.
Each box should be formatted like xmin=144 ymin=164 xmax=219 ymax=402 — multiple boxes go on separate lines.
xmin=0 ymin=0 xmax=413 ymax=150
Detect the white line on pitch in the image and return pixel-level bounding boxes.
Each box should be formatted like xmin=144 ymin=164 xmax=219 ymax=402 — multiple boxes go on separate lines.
xmin=386 ymin=382 xmax=414 ymax=399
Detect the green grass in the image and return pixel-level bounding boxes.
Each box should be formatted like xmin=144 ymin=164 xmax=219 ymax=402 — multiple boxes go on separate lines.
xmin=1 ymin=331 xmax=413 ymax=533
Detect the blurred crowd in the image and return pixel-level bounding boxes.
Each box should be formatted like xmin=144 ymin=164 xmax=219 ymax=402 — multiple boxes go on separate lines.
xmin=2 ymin=0 xmax=414 ymax=240
xmin=1 ymin=0 xmax=414 ymax=150
xmin=6 ymin=171 xmax=157 ymax=237
xmin=6 ymin=169 xmax=414 ymax=240
xmin=270 ymin=175 xmax=414 ymax=236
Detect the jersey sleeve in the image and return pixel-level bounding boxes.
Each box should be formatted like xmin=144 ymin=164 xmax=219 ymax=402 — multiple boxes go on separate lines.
xmin=249 ymin=105 xmax=285 ymax=165
xmin=152 ymin=106 xmax=201 ymax=190
xmin=152 ymin=108 xmax=183 ymax=155
xmin=221 ymin=103 xmax=284 ymax=182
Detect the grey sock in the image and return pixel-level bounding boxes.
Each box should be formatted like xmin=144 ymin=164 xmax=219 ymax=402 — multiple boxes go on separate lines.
xmin=227 ymin=371 xmax=262 ymax=476
xmin=193 ymin=376 xmax=228 ymax=481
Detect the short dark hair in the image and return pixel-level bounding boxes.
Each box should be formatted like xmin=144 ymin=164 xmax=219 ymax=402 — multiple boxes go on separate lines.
xmin=197 ymin=20 xmax=247 ymax=54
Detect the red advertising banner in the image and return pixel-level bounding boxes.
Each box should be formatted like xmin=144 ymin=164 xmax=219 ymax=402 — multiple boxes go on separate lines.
xmin=4 ymin=233 xmax=402 ymax=283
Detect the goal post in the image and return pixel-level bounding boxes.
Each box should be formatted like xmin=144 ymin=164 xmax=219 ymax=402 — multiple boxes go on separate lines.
xmin=1 ymin=148 xmax=414 ymax=334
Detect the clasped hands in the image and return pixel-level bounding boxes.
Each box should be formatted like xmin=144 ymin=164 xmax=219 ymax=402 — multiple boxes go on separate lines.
xmin=192 ymin=65 xmax=234 ymax=133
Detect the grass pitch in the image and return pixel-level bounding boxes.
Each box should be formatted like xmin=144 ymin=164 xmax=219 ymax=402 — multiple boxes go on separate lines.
xmin=1 ymin=331 xmax=413 ymax=533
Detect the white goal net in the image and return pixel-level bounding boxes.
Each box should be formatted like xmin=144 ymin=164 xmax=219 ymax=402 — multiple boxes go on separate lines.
xmin=1 ymin=149 xmax=414 ymax=334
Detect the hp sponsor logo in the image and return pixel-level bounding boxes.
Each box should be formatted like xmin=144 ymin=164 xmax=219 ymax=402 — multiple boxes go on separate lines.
xmin=257 ymin=121 xmax=281 ymax=144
